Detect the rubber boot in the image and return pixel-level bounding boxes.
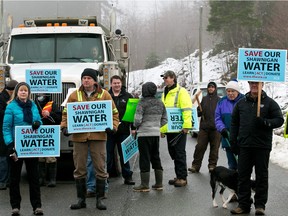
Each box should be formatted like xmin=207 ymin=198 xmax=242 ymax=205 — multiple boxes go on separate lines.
xmin=96 ymin=179 xmax=107 ymax=210
xmin=47 ymin=162 xmax=57 ymax=187
xmin=152 ymin=169 xmax=163 ymax=191
xmin=38 ymin=162 xmax=46 ymax=186
xmin=70 ymin=178 xmax=87 ymax=210
xmin=133 ymin=172 xmax=150 ymax=192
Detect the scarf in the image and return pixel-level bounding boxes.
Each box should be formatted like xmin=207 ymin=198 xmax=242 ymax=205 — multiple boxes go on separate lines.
xmin=16 ymin=98 xmax=33 ymax=124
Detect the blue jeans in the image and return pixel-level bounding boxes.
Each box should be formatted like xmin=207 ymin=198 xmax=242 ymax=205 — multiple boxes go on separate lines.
xmin=86 ymin=148 xmax=108 ymax=193
xmin=0 ymin=156 xmax=10 ymax=188
xmin=106 ymin=133 xmax=133 ymax=179
xmin=86 ymin=148 xmax=96 ymax=193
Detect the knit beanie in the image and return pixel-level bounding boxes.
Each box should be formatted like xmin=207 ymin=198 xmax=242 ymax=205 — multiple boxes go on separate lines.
xmin=81 ymin=68 xmax=98 ymax=81
xmin=5 ymin=80 xmax=18 ymax=90
xmin=207 ymin=81 xmax=217 ymax=88
xmin=226 ymin=80 xmax=240 ymax=92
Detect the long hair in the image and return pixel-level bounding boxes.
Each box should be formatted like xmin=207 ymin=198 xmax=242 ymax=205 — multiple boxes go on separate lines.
xmin=8 ymin=82 xmax=32 ymax=104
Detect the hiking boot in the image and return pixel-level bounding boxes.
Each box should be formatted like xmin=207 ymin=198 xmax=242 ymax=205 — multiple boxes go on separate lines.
xmin=133 ymin=184 xmax=150 ymax=192
xmin=11 ymin=208 xmax=20 ymax=216
xmin=124 ymin=177 xmax=135 ymax=185
xmin=188 ymin=167 xmax=199 ymax=173
xmin=168 ymin=178 xmax=177 ymax=185
xmin=231 ymin=207 xmax=250 ymax=214
xmin=174 ymin=179 xmax=187 ymax=187
xmin=255 ymin=208 xmax=265 ymax=215
xmin=33 ymin=208 xmax=44 ymax=215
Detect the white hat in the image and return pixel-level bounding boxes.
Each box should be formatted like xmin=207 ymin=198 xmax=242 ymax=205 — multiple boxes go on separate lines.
xmin=226 ymin=80 xmax=240 ymax=92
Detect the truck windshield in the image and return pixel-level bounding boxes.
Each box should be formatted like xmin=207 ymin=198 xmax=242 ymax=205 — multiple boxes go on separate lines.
xmin=8 ymin=33 xmax=103 ymax=64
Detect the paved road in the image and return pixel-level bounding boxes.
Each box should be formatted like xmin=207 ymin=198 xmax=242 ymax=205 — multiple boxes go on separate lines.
xmin=0 ymin=135 xmax=287 ymax=216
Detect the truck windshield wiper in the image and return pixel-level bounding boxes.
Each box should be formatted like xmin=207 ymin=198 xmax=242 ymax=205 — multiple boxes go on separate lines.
xmin=15 ymin=60 xmax=40 ymax=63
xmin=59 ymin=57 xmax=87 ymax=62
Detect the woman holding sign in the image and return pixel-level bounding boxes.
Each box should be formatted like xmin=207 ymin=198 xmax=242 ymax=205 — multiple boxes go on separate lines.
xmin=3 ymin=82 xmax=43 ymax=216
xmin=133 ymin=82 xmax=167 ymax=192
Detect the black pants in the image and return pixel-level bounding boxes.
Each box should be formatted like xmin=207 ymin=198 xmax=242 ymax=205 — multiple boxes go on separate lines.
xmin=138 ymin=136 xmax=163 ymax=172
xmin=166 ymin=133 xmax=187 ymax=180
xmin=9 ymin=157 xmax=42 ymax=210
xmin=237 ymin=147 xmax=270 ymax=210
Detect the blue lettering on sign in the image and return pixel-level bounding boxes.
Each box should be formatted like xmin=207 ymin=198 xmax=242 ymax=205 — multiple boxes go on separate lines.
xmin=72 ymin=114 xmax=107 ymax=123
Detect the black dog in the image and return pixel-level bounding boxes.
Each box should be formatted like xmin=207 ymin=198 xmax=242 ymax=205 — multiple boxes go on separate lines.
xmin=210 ymin=166 xmax=255 ymax=209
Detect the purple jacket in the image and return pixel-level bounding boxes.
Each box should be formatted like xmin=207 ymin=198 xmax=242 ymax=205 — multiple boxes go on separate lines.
xmin=215 ymin=94 xmax=244 ymax=148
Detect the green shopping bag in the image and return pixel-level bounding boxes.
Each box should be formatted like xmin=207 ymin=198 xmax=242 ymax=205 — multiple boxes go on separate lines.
xmin=121 ymin=98 xmax=139 ymax=122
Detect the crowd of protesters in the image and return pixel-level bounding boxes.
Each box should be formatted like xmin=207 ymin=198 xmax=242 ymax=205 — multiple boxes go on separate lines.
xmin=0 ymin=69 xmax=284 ymax=216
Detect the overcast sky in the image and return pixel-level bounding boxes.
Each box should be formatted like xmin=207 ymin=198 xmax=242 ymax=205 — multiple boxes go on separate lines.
xmin=1 ymin=0 xmax=167 ymax=27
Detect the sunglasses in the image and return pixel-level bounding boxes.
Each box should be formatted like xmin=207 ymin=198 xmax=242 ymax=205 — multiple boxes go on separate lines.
xmin=163 ymin=77 xmax=168 ymax=79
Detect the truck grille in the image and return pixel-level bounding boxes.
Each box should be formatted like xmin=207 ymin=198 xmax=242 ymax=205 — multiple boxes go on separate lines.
xmin=51 ymin=82 xmax=76 ymax=110
xmin=32 ymin=82 xmax=76 ymax=111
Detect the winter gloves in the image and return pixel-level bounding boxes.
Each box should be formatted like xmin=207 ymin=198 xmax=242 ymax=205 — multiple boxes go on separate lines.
xmin=221 ymin=128 xmax=229 ymax=139
xmin=62 ymin=127 xmax=70 ymax=136
xmin=7 ymin=142 xmax=18 ymax=161
xmin=32 ymin=121 xmax=41 ymax=130
xmin=229 ymin=140 xmax=240 ymax=155
xmin=105 ymin=127 xmax=116 ymax=135
xmin=256 ymin=117 xmax=271 ymax=128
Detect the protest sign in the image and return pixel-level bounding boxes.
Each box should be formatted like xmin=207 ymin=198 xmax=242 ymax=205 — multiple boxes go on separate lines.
xmin=121 ymin=135 xmax=138 ymax=164
xmin=67 ymin=100 xmax=113 ymax=133
xmin=15 ymin=125 xmax=60 ymax=158
xmin=237 ymin=48 xmax=287 ymax=82
xmin=166 ymin=107 xmax=199 ymax=132
xmin=26 ymin=69 xmax=62 ymax=93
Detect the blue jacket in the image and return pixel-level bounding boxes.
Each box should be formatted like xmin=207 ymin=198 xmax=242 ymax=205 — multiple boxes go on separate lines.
xmin=3 ymin=99 xmax=42 ymax=145
xmin=215 ymin=93 xmax=244 ymax=148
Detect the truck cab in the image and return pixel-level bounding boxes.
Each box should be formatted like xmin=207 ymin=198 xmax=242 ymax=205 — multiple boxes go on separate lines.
xmin=1 ymin=17 xmax=130 ymax=153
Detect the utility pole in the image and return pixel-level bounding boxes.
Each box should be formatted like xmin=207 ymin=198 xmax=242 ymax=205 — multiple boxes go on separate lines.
xmin=199 ymin=6 xmax=203 ymax=82
xmin=0 ymin=0 xmax=4 ymax=63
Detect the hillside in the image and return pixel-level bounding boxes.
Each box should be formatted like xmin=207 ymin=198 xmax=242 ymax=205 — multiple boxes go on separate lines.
xmin=128 ymin=49 xmax=288 ymax=169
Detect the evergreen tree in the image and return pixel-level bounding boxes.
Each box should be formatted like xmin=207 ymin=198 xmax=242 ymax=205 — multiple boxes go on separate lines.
xmin=207 ymin=0 xmax=260 ymax=52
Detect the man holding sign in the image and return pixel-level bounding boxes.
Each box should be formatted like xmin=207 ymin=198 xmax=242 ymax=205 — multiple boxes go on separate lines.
xmin=230 ymin=81 xmax=283 ymax=215
xmin=61 ymin=68 xmax=119 ymax=211
xmin=160 ymin=70 xmax=192 ymax=187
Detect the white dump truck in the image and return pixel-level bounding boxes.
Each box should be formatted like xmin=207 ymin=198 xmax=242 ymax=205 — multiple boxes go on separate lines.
xmin=0 ymin=16 xmax=130 ymax=153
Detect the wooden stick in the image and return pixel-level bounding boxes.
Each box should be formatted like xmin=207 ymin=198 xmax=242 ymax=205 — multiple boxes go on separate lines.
xmin=257 ymin=83 xmax=261 ymax=117
xmin=196 ymin=94 xmax=202 ymax=112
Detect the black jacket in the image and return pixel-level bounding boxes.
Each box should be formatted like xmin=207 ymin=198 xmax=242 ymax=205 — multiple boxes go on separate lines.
xmin=0 ymin=90 xmax=11 ymax=156
xmin=230 ymin=91 xmax=284 ymax=150
xmin=198 ymin=89 xmax=220 ymax=130
xmin=35 ymin=95 xmax=62 ymax=125
xmin=108 ymin=87 xmax=135 ymax=134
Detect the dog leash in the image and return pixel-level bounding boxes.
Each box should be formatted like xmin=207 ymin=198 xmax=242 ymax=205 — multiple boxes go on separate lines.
xmin=169 ymin=133 xmax=183 ymax=146
xmin=225 ymin=138 xmax=238 ymax=162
